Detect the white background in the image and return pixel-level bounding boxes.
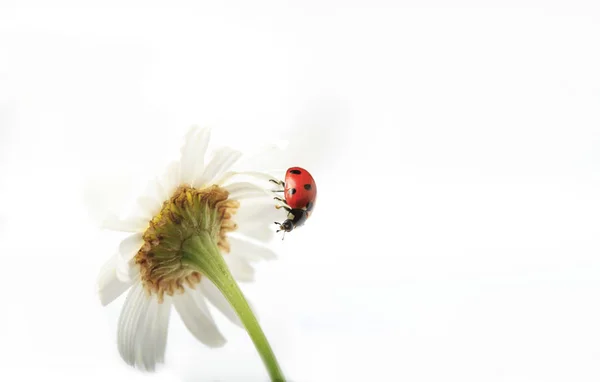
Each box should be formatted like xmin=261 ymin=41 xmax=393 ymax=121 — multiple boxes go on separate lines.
xmin=1 ymin=1 xmax=600 ymax=381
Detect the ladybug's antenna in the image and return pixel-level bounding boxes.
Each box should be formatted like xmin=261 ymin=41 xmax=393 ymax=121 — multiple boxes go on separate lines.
xmin=274 ymin=222 xmax=286 ymax=240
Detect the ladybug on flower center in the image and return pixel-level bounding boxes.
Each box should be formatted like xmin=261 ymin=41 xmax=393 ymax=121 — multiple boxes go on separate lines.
xmin=271 ymin=167 xmax=317 ymax=235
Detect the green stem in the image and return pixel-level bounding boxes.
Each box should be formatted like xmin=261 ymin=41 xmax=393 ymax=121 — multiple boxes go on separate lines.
xmin=182 ymin=232 xmax=286 ymax=382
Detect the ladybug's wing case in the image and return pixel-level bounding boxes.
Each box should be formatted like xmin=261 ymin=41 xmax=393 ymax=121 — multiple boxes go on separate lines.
xmin=284 ymin=167 xmax=317 ymax=211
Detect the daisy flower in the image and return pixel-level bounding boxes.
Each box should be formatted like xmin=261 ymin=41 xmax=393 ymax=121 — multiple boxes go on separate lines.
xmin=97 ymin=127 xmax=286 ymax=381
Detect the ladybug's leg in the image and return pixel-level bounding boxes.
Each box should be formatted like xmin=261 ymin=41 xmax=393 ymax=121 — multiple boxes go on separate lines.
xmin=269 ymin=179 xmax=285 ymax=187
xmin=273 ymin=197 xmax=292 ymax=212
xmin=276 ymin=205 xmax=292 ymax=213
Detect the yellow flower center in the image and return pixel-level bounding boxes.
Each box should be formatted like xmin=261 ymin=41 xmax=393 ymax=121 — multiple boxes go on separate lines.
xmin=135 ymin=185 xmax=239 ymax=302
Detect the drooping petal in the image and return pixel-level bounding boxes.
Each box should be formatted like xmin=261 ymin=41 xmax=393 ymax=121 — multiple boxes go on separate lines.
xmin=180 ymin=127 xmax=211 ymax=185
xmin=136 ymin=295 xmax=158 ymax=370
xmin=97 ymin=254 xmax=132 ymax=306
xmin=173 ymin=287 xmax=226 ymax=347
xmin=138 ymin=296 xmax=172 ymax=371
xmin=118 ymin=283 xmax=150 ymax=367
xmin=118 ymin=283 xmax=171 ymax=371
xmin=228 ymin=235 xmax=277 ymax=261
xmin=116 ymin=233 xmax=143 ymax=282
xmin=154 ymin=296 xmax=172 ymax=363
xmin=194 ymin=147 xmax=242 ymax=188
xmin=225 ymin=254 xmax=255 ymax=282
xmin=199 ymin=277 xmax=242 ymax=327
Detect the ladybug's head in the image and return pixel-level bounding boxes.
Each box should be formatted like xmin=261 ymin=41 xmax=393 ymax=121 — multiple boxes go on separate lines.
xmin=275 ymin=219 xmax=294 ymax=234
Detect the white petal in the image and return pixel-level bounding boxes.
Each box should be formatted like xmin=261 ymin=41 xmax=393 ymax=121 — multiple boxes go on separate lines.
xmin=154 ymin=296 xmax=172 ymax=363
xmin=82 ymin=172 xmax=136 ymax=229
xmin=215 ymin=170 xmax=279 ymax=187
xmin=139 ymin=177 xmax=166 ymax=211
xmin=199 ymin=278 xmax=242 ymax=327
xmin=173 ymin=288 xmax=226 ymax=347
xmin=116 ymin=260 xmax=141 ymax=284
xmin=180 ymin=127 xmax=211 ymax=185
xmin=136 ymin=196 xmax=161 ymax=219
xmin=180 ymin=129 xmax=198 ymax=184
xmin=118 ymin=283 xmax=171 ymax=371
xmin=162 ymin=161 xmax=181 ymax=196
xmin=228 ymin=236 xmax=277 ymax=261
xmin=118 ymin=233 xmax=143 ymax=262
xmin=97 ymin=254 xmax=132 ymax=306
xmin=139 ymin=297 xmax=172 ymax=371
xmin=136 ymin=296 xmax=158 ymax=370
xmin=234 ymin=220 xmax=275 ymax=243
xmin=101 ymin=214 xmax=148 ymax=233
xmin=234 ymin=201 xmax=285 ymax=227
xmin=224 ymin=182 xmax=274 ymax=201
xmin=194 ymin=147 xmax=242 ymax=188
xmin=225 ymin=254 xmax=255 ymax=282
xmin=142 ymin=179 xmax=161 ymax=202
xmin=118 ymin=283 xmax=149 ymax=367
xmin=154 ymin=177 xmax=168 ymax=202
xmin=232 ymin=140 xmax=288 ymax=172
xmin=117 ymin=233 xmax=143 ymax=282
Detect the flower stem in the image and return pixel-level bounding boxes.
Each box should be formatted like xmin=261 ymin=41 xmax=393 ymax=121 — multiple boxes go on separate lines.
xmin=182 ymin=232 xmax=286 ymax=382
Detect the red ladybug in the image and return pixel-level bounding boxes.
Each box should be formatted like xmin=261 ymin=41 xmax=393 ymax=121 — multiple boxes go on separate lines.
xmin=271 ymin=167 xmax=317 ymax=233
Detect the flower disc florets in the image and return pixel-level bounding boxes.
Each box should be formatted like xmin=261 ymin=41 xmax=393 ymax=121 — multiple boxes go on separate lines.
xmin=135 ymin=185 xmax=240 ymax=302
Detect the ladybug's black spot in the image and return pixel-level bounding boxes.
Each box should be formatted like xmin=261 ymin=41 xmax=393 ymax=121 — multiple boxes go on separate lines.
xmin=289 ymin=188 xmax=296 ymax=195
xmin=290 ymin=169 xmax=302 ymax=174
xmin=304 ymin=184 xmax=312 ymax=190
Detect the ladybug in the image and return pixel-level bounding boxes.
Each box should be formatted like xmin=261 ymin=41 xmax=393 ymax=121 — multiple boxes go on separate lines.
xmin=271 ymin=167 xmax=317 ymax=234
